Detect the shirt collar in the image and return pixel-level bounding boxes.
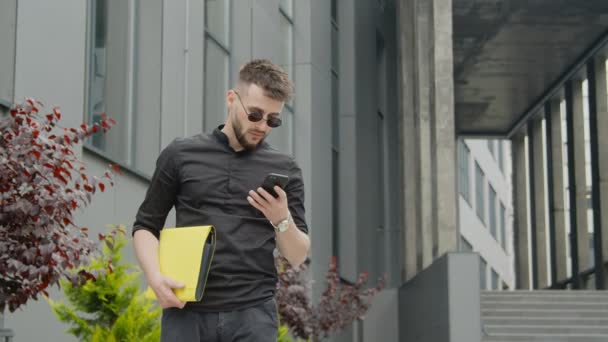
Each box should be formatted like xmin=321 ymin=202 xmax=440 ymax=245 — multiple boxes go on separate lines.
xmin=212 ymin=125 xmax=267 ymax=154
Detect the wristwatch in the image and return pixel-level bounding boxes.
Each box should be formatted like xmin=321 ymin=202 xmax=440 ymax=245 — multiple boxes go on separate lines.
xmin=271 ymin=212 xmax=292 ymax=233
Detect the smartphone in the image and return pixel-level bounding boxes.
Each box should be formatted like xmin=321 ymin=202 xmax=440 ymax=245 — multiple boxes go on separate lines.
xmin=261 ymin=173 xmax=289 ymax=197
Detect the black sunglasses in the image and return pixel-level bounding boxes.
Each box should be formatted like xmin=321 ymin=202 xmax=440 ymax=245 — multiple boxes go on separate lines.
xmin=233 ymin=91 xmax=282 ymax=128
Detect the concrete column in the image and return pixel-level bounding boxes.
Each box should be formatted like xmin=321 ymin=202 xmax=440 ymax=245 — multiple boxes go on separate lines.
xmin=592 ymin=56 xmax=608 ymax=280
xmin=572 ymin=79 xmax=590 ymax=272
xmin=512 ymin=132 xmax=531 ymax=289
xmin=431 ymin=0 xmax=458 ymax=258
xmin=532 ymin=119 xmax=549 ymax=287
xmin=549 ymin=99 xmax=569 ymax=282
xmin=397 ymin=0 xmax=457 ymax=278
xmin=416 ymin=0 xmax=435 ymax=268
xmin=397 ymin=0 xmax=421 ymax=280
xmin=397 ymin=1 xmax=420 ymax=281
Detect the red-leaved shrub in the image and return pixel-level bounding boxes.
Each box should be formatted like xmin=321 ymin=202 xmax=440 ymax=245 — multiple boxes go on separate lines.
xmin=0 ymin=99 xmax=119 ymax=312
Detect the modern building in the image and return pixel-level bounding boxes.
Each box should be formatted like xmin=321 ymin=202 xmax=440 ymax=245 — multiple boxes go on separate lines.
xmin=458 ymin=138 xmax=514 ymax=291
xmin=2 ymin=0 xmax=608 ymax=341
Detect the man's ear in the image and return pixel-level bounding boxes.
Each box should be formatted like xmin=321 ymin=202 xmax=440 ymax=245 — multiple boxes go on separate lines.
xmin=226 ymin=89 xmax=235 ymax=107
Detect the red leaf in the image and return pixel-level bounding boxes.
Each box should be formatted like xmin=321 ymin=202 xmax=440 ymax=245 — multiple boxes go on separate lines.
xmin=81 ymin=227 xmax=89 ymax=232
xmin=63 ymin=218 xmax=71 ymax=226
xmin=111 ymin=164 xmax=122 ymax=175
xmin=92 ymin=125 xmax=99 ymax=133
xmin=31 ymin=150 xmax=41 ymax=160
xmin=43 ymin=163 xmax=54 ymax=169
xmin=83 ymin=184 xmax=94 ymax=193
xmin=46 ymin=114 xmax=53 ymax=121
xmin=98 ymin=182 xmax=105 ymax=192
xmin=71 ymin=200 xmax=77 ymax=209
xmin=32 ymin=130 xmax=40 ymax=138
xmin=23 ymin=169 xmax=31 ymax=177
xmin=63 ymin=135 xmax=70 ymax=144
xmin=48 ymin=134 xmax=56 ymax=139
xmin=98 ymin=233 xmax=105 ymax=241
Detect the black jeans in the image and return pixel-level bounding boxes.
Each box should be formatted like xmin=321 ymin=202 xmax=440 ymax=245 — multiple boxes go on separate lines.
xmin=160 ymin=298 xmax=279 ymax=342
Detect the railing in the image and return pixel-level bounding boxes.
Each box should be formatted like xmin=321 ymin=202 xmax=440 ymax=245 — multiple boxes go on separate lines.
xmin=551 ymin=262 xmax=608 ymax=290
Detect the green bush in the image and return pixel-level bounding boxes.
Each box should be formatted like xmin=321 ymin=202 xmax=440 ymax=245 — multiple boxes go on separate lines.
xmin=48 ymin=226 xmax=160 ymax=342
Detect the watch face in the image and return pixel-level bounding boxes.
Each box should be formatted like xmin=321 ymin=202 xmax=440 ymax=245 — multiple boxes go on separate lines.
xmin=278 ymin=220 xmax=289 ymax=232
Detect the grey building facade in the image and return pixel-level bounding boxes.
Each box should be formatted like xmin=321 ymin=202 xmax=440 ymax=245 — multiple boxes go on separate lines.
xmin=3 ymin=0 xmax=608 ymax=341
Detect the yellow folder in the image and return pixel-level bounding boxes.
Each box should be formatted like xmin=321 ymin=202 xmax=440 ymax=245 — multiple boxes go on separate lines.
xmin=144 ymin=225 xmax=216 ymax=302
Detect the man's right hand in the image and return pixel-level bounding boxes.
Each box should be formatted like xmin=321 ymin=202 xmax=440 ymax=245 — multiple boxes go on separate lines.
xmin=148 ymin=274 xmax=186 ymax=309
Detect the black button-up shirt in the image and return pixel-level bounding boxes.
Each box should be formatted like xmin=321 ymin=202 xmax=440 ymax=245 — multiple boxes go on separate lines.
xmin=133 ymin=126 xmax=308 ymax=312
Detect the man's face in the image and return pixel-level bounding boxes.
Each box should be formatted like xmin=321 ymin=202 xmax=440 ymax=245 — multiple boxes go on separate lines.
xmin=228 ymin=84 xmax=284 ymax=150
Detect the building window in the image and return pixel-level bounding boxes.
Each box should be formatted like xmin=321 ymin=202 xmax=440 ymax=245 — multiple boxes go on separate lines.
xmin=86 ymin=0 xmax=143 ymax=170
xmin=331 ymin=0 xmax=340 ymax=259
xmin=460 ymin=236 xmax=473 ymax=252
xmin=498 ymin=140 xmax=504 ymax=174
xmin=266 ymin=0 xmax=295 ymax=155
xmin=491 ymin=269 xmax=499 ymax=290
xmin=500 ymin=203 xmax=506 ymax=251
xmin=480 ymin=257 xmax=487 ymax=290
xmin=489 ymin=185 xmax=497 ymax=239
xmin=458 ymin=140 xmax=470 ymax=202
xmin=475 ymin=162 xmax=486 ymax=223
xmin=204 ymin=0 xmax=230 ymax=133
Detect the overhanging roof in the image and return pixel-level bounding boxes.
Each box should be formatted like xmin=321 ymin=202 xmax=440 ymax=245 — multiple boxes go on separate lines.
xmin=453 ymin=0 xmax=608 ymax=137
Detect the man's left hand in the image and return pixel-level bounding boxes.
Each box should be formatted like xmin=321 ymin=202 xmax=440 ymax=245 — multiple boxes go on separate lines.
xmin=247 ymin=186 xmax=289 ymax=225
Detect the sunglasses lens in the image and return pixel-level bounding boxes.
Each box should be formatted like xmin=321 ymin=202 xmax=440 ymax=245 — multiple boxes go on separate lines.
xmin=267 ymin=117 xmax=282 ymax=128
xmin=247 ymin=112 xmax=263 ymax=122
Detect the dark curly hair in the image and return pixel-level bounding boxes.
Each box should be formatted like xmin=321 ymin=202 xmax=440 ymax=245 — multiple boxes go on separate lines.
xmin=236 ymin=59 xmax=293 ymax=102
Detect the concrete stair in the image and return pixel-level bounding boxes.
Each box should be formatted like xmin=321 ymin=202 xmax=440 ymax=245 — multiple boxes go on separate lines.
xmin=481 ymin=290 xmax=608 ymax=342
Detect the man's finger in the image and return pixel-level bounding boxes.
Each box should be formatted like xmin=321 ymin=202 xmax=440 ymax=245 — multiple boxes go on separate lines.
xmin=248 ymin=190 xmax=269 ymax=207
xmin=257 ymin=187 xmax=276 ymax=202
xmin=247 ymin=195 xmax=264 ymax=212
xmin=165 ymin=277 xmax=185 ymax=289
xmin=274 ymin=186 xmax=287 ymax=199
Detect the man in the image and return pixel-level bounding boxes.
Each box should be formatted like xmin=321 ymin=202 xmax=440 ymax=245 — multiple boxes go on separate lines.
xmin=132 ymin=59 xmax=310 ymax=341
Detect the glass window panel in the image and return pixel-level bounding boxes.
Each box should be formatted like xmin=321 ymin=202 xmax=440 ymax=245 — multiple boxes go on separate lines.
xmin=278 ymin=13 xmax=293 ymax=89
xmin=88 ymin=0 xmax=130 ymax=164
xmin=332 ymin=74 xmax=339 ymax=148
xmin=498 ymin=140 xmax=504 ymax=173
xmin=331 ymin=24 xmax=339 ymax=73
xmin=458 ymin=140 xmax=470 ymax=202
xmin=460 ymin=236 xmax=473 ymax=252
xmin=331 ymin=0 xmax=337 ymax=22
xmin=475 ymin=162 xmax=485 ymax=223
xmin=204 ymin=39 xmax=229 ymax=132
xmin=489 ymin=186 xmax=497 ymax=238
xmin=480 ymin=258 xmax=487 ymax=290
xmin=491 ymin=270 xmax=499 ymax=290
xmin=205 ymin=0 xmax=229 ymax=45
xmin=280 ymin=0 xmax=293 ymax=18
xmin=500 ymin=203 xmax=506 ymax=250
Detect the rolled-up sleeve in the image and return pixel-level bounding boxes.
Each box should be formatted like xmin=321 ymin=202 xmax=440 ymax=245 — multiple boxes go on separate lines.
xmin=286 ymin=159 xmax=308 ymax=234
xmin=132 ymin=140 xmax=180 ymax=239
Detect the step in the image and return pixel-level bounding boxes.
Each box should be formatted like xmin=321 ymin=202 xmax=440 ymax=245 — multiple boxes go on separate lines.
xmin=484 ymin=324 xmax=608 ymax=335
xmin=481 ymin=294 xmax=608 ymax=303
xmin=482 ymin=290 xmax=608 ymax=296
xmin=481 ymin=301 xmax=608 ymax=310
xmin=482 ymin=294 xmax=608 ymax=303
xmin=482 ymin=308 xmax=608 ymax=318
xmin=483 ymin=334 xmax=608 ymax=342
xmin=483 ymin=316 xmax=608 ymax=326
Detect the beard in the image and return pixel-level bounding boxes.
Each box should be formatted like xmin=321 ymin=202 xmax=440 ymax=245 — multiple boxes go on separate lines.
xmin=232 ymin=117 xmax=266 ymax=150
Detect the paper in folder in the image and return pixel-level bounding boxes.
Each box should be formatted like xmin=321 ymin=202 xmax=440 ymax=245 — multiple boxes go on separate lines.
xmin=144 ymin=225 xmax=216 ymax=302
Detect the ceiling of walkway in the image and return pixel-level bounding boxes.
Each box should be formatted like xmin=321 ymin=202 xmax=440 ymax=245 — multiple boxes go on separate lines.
xmin=453 ymin=0 xmax=608 ymax=136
